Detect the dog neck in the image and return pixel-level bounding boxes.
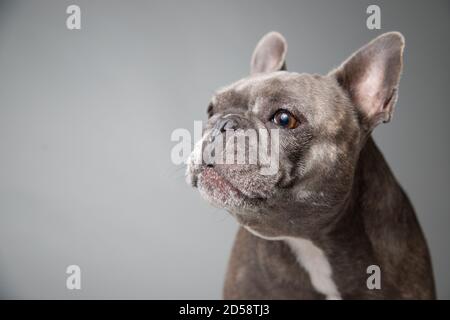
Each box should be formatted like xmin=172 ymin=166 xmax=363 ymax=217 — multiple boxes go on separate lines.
xmin=245 ymin=136 xmax=406 ymax=299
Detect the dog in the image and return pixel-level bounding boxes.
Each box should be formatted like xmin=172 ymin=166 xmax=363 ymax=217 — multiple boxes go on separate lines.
xmin=186 ymin=31 xmax=436 ymax=299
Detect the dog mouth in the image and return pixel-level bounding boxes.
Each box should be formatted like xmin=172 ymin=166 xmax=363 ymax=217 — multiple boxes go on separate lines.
xmin=196 ymin=166 xmax=264 ymax=209
xmin=199 ymin=166 xmax=244 ymax=198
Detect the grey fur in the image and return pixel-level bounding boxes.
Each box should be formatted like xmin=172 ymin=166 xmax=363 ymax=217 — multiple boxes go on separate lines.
xmin=186 ymin=32 xmax=435 ymax=299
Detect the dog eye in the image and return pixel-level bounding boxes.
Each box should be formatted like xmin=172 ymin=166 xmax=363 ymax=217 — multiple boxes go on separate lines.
xmin=272 ymin=110 xmax=298 ymax=129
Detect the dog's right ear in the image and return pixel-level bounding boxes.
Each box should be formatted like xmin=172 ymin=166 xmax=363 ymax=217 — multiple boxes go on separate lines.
xmin=250 ymin=32 xmax=287 ymax=75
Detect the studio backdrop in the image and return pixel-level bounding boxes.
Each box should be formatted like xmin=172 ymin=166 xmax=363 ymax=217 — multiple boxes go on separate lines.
xmin=0 ymin=0 xmax=449 ymax=299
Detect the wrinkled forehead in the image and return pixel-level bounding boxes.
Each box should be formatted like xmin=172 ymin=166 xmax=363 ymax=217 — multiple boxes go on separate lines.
xmin=213 ymin=71 xmax=314 ymax=106
xmin=211 ymin=71 xmax=360 ymax=143
xmin=212 ymin=71 xmax=349 ymax=125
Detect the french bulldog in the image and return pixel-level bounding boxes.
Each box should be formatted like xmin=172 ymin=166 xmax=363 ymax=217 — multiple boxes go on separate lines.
xmin=186 ymin=31 xmax=436 ymax=299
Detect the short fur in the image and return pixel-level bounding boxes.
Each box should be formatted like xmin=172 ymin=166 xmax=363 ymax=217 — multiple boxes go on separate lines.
xmin=186 ymin=32 xmax=435 ymax=299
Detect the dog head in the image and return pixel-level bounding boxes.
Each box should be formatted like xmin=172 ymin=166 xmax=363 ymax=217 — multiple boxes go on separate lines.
xmin=186 ymin=32 xmax=404 ymax=238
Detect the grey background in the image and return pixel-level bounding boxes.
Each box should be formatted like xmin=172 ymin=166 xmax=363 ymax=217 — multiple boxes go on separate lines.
xmin=0 ymin=0 xmax=448 ymax=299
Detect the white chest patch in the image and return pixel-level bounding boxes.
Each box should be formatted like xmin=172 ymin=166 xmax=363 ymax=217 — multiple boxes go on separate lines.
xmin=244 ymin=227 xmax=342 ymax=300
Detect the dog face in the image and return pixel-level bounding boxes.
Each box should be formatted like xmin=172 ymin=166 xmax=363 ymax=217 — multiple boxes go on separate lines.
xmin=186 ymin=32 xmax=404 ymax=237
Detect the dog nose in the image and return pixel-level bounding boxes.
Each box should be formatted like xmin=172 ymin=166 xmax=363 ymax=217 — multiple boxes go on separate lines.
xmin=218 ymin=118 xmax=238 ymax=132
xmin=210 ymin=118 xmax=239 ymax=142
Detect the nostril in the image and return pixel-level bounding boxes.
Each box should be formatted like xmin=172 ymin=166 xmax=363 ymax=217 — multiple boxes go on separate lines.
xmin=206 ymin=163 xmax=214 ymax=168
xmin=220 ymin=119 xmax=238 ymax=133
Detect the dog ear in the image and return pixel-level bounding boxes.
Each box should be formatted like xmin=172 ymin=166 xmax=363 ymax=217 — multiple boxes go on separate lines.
xmin=330 ymin=32 xmax=405 ymax=129
xmin=250 ymin=32 xmax=287 ymax=75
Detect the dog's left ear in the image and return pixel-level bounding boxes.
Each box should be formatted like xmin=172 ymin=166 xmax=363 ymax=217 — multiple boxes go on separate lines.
xmin=251 ymin=31 xmax=287 ymax=74
xmin=330 ymin=32 xmax=405 ymax=129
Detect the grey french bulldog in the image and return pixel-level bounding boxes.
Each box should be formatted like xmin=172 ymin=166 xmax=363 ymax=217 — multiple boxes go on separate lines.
xmin=186 ymin=31 xmax=435 ymax=299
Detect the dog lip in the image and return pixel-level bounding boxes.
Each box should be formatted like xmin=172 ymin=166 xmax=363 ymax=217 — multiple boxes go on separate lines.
xmin=199 ymin=166 xmax=267 ymax=202
xmin=200 ymin=166 xmax=244 ymax=197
